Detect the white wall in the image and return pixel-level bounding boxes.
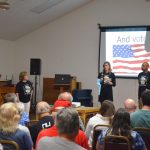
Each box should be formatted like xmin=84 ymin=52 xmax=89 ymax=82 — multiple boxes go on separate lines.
xmin=14 ymin=0 xmax=150 ymax=108
xmin=0 ymin=39 xmax=15 ymax=82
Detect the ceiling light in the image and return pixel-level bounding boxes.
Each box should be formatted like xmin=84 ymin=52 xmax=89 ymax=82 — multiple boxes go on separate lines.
xmin=30 ymin=0 xmax=64 ymax=14
xmin=0 ymin=1 xmax=10 ymax=11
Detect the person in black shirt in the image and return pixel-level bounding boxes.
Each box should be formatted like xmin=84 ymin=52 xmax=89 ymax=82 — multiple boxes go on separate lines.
xmin=28 ymin=101 xmax=54 ymax=147
xmin=138 ymin=62 xmax=150 ymax=108
xmin=16 ymin=71 xmax=33 ymax=115
xmin=98 ymin=61 xmax=116 ymax=104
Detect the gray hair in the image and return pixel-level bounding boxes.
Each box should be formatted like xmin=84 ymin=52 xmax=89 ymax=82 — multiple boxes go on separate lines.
xmin=36 ymin=101 xmax=50 ymax=115
xmin=3 ymin=93 xmax=18 ymax=103
xmin=58 ymin=92 xmax=73 ymax=102
xmin=15 ymin=102 xmax=25 ymax=114
xmin=56 ymin=108 xmax=79 ymax=136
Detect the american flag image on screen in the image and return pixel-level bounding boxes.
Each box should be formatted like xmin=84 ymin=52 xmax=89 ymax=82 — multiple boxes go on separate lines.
xmin=112 ymin=44 xmax=150 ymax=76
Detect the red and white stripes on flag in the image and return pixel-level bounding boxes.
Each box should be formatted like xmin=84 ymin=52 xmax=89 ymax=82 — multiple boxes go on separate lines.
xmin=113 ymin=44 xmax=150 ymax=75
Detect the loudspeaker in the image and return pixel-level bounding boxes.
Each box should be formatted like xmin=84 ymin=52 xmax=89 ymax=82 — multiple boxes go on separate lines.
xmin=30 ymin=58 xmax=41 ymax=75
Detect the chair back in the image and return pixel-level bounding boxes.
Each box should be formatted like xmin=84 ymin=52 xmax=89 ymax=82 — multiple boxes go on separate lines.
xmin=92 ymin=124 xmax=111 ymax=150
xmin=133 ymin=127 xmax=150 ymax=150
xmin=102 ymin=135 xmax=131 ymax=150
xmin=0 ymin=140 xmax=19 ymax=150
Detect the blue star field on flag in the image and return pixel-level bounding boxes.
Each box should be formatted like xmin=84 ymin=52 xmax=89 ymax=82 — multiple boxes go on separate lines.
xmin=113 ymin=45 xmax=134 ymax=58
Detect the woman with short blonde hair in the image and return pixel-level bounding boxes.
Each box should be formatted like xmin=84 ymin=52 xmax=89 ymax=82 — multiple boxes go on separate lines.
xmin=0 ymin=103 xmax=33 ymax=150
xmin=19 ymin=71 xmax=28 ymax=81
xmin=0 ymin=103 xmax=20 ymax=133
xmin=16 ymin=71 xmax=33 ymax=115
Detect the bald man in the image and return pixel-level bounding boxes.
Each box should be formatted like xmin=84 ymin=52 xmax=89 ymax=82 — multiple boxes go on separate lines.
xmin=138 ymin=62 xmax=150 ymax=108
xmin=58 ymin=92 xmax=73 ymax=102
xmin=124 ymin=99 xmax=137 ymax=113
xmin=54 ymin=92 xmax=85 ymax=131
xmin=138 ymin=62 xmax=150 ymax=99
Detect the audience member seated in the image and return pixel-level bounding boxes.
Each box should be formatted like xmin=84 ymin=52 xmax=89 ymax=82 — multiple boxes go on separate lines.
xmin=58 ymin=92 xmax=73 ymax=102
xmin=124 ymin=98 xmax=137 ymax=113
xmin=54 ymin=92 xmax=85 ymax=131
xmin=28 ymin=101 xmax=54 ymax=147
xmin=0 ymin=103 xmax=33 ymax=150
xmin=96 ymin=108 xmax=146 ymax=150
xmin=36 ymin=104 xmax=89 ymax=150
xmin=3 ymin=93 xmax=18 ymax=103
xmin=85 ymin=100 xmax=115 ymax=148
xmin=15 ymin=102 xmax=32 ymax=137
xmin=4 ymin=93 xmax=29 ymax=126
xmin=37 ymin=108 xmax=86 ymax=150
xmin=52 ymin=92 xmax=73 ymax=111
xmin=16 ymin=102 xmax=30 ymax=126
xmin=4 ymin=94 xmax=31 ymax=137
xmin=131 ymin=90 xmax=150 ymax=128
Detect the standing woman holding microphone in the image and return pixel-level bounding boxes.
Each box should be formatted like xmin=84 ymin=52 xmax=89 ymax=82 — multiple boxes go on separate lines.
xmin=98 ymin=61 xmax=116 ymax=104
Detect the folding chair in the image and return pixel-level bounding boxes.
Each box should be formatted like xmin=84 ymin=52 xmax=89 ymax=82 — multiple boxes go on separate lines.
xmin=0 ymin=140 xmax=19 ymax=150
xmin=92 ymin=124 xmax=111 ymax=150
xmin=102 ymin=135 xmax=131 ymax=150
xmin=133 ymin=127 xmax=150 ymax=150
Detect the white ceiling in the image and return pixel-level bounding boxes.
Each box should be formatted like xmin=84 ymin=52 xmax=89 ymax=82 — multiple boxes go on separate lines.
xmin=0 ymin=0 xmax=92 ymax=41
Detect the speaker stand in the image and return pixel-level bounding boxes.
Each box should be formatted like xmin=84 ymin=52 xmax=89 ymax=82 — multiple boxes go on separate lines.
xmin=34 ymin=75 xmax=37 ymax=105
xmin=31 ymin=75 xmax=38 ymax=114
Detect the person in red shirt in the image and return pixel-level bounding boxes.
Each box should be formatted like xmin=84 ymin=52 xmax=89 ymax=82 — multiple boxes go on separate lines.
xmin=51 ymin=99 xmax=72 ymax=111
xmin=36 ymin=125 xmax=89 ymax=150
xmin=35 ymin=98 xmax=89 ymax=150
xmin=52 ymin=92 xmax=85 ymax=131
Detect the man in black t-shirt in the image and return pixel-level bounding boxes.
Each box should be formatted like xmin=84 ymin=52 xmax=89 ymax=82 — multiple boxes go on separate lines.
xmin=28 ymin=101 xmax=54 ymax=147
xmin=138 ymin=62 xmax=150 ymax=108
